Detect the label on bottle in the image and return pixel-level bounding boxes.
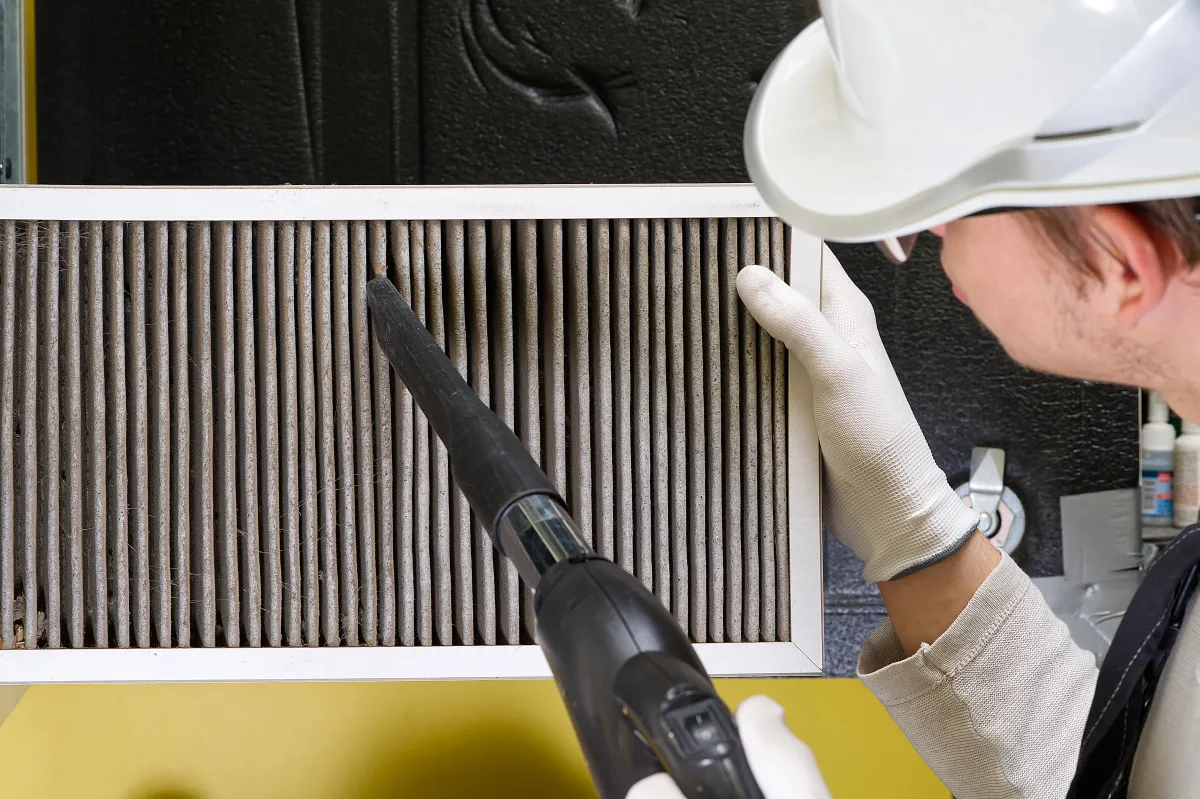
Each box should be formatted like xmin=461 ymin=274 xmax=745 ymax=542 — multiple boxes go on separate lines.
xmin=1142 ymin=469 xmax=1174 ymax=521
xmin=1175 ymin=450 xmax=1200 ymax=527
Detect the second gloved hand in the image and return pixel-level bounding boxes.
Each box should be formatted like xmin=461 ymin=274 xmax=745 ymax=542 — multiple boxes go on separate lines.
xmin=736 ymin=252 xmax=980 ymax=583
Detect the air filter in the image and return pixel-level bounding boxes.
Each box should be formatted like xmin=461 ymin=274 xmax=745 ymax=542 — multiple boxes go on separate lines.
xmin=0 ymin=185 xmax=822 ymax=682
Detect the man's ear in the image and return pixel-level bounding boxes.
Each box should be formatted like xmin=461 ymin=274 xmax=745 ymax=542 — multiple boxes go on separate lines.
xmin=1091 ymin=205 xmax=1181 ymax=327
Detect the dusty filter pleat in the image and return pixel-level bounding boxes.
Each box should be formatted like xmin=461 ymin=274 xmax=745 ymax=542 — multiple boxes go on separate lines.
xmin=649 ymin=219 xmax=671 ymax=609
xmin=684 ymin=219 xmax=708 ymax=642
xmin=126 ymin=222 xmax=152 ymax=648
xmin=410 ymin=221 xmax=433 ymax=647
xmin=591 ymin=220 xmax=616 ymax=563
xmin=212 ymin=223 xmax=241 ymax=646
xmin=16 ymin=223 xmax=39 ymax=649
xmin=514 ymin=220 xmax=543 ymax=641
xmin=425 ymin=221 xmax=453 ymax=647
xmin=311 ymin=221 xmax=340 ymax=645
xmin=349 ymin=221 xmax=378 ymax=646
xmin=295 ymin=221 xmax=323 ymax=646
xmin=233 ymin=222 xmax=262 ymax=647
xmin=756 ymin=218 xmax=777 ymax=642
xmin=278 ymin=222 xmax=304 ymax=646
xmin=565 ymin=220 xmax=594 ymax=549
xmin=189 ymin=223 xmax=216 ymax=648
xmin=702 ymin=219 xmax=725 ymax=643
xmin=444 ymin=220 xmax=474 ymax=645
xmin=369 ymin=222 xmax=396 ymax=647
xmin=666 ymin=220 xmax=689 ymax=629
xmin=62 ymin=222 xmax=86 ymax=648
xmin=39 ymin=223 xmax=62 ymax=649
xmin=0 ymin=221 xmax=13 ymax=650
xmin=631 ymin=220 xmax=654 ymax=594
xmin=488 ymin=220 xmax=520 ymax=646
xmin=331 ymin=222 xmax=360 ymax=646
xmin=771 ymin=220 xmax=790 ymax=641
xmin=168 ymin=222 xmax=190 ymax=647
xmin=738 ymin=218 xmax=761 ymax=643
xmin=106 ymin=222 xmax=132 ymax=648
xmin=466 ymin=219 xmax=495 ymax=645
xmin=612 ymin=219 xmax=636 ymax=577
xmin=146 ymin=222 xmax=172 ymax=647
xmin=720 ymin=219 xmax=743 ymax=643
xmin=389 ymin=221 xmax=416 ymax=647
xmin=256 ymin=222 xmax=284 ymax=646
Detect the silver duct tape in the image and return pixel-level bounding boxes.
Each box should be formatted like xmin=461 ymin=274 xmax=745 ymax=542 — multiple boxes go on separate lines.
xmin=312 ymin=221 xmax=341 ymax=645
xmin=16 ymin=223 xmax=39 ymax=650
xmin=146 ymin=222 xmax=172 ymax=648
xmin=612 ymin=220 xmax=636 ymax=578
xmin=770 ymin=219 xmax=790 ymax=640
xmin=389 ymin=221 xmax=416 ymax=647
xmin=514 ymin=219 xmax=542 ymax=642
xmin=63 ymin=222 xmax=86 ymax=648
xmin=296 ymin=221 xmax=323 ymax=646
xmin=466 ymin=219 xmax=495 ymax=645
xmin=331 ymin=221 xmax=360 ymax=646
xmin=666 ymin=219 xmax=689 ymax=632
xmin=488 ymin=221 xmax=521 ymax=645
xmin=212 ymin=222 xmax=241 ymax=647
xmin=410 ymin=221 xmax=434 ymax=647
xmin=189 ymin=223 xmax=216 ymax=648
xmin=349 ymin=221 xmax=378 ymax=647
xmin=591 ymin=221 xmax=617 ymax=564
xmin=631 ymin=220 xmax=654 ymax=594
xmin=756 ymin=218 xmax=776 ymax=643
xmin=425 ymin=221 xmax=453 ymax=647
xmin=105 ymin=222 xmax=131 ymax=648
xmin=168 ymin=222 xmax=190 ymax=647
xmin=0 ymin=221 xmax=12 ymax=650
xmin=40 ymin=223 xmax=62 ymax=649
xmin=721 ymin=219 xmax=743 ymax=643
xmin=738 ymin=218 xmax=760 ymax=643
xmin=234 ymin=222 xmax=261 ymax=648
xmin=703 ymin=218 xmax=725 ymax=643
xmin=126 ymin=222 xmax=152 ymax=648
xmin=649 ymin=219 xmax=670 ymax=610
xmin=257 ymin=221 xmax=284 ymax=647
xmin=684 ymin=219 xmax=708 ymax=643
xmin=565 ymin=219 xmax=593 ymax=551
xmin=369 ymin=221 xmax=396 ymax=648
xmin=278 ymin=221 xmax=304 ymax=646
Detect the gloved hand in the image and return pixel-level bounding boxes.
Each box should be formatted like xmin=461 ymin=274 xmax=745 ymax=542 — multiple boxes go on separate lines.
xmin=736 ymin=252 xmax=980 ymax=583
xmin=625 ymin=696 xmax=833 ymax=799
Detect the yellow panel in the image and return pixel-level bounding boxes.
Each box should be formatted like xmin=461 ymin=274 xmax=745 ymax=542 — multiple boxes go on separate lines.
xmin=0 ymin=678 xmax=944 ymax=798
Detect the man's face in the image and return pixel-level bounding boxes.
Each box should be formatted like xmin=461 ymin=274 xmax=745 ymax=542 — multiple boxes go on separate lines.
xmin=934 ymin=212 xmax=1144 ymax=385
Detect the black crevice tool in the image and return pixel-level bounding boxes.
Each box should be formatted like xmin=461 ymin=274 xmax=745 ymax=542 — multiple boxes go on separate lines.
xmin=366 ymin=276 xmax=765 ymax=799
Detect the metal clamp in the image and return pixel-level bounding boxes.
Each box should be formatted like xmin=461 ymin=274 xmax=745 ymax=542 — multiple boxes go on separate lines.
xmin=955 ymin=446 xmax=1026 ymax=554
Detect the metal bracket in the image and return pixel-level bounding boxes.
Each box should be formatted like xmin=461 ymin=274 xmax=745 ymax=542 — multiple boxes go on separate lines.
xmin=954 ymin=446 xmax=1026 ymax=554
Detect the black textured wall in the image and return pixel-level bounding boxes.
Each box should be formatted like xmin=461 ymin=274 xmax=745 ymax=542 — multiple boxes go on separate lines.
xmin=35 ymin=0 xmax=1138 ymax=674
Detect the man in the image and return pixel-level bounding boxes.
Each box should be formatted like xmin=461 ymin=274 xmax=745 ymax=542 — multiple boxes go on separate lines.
xmin=633 ymin=1 xmax=1200 ymax=796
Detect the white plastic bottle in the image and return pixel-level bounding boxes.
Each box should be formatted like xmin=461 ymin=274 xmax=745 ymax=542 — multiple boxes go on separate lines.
xmin=1174 ymin=418 xmax=1200 ymax=528
xmin=1142 ymin=391 xmax=1176 ymax=526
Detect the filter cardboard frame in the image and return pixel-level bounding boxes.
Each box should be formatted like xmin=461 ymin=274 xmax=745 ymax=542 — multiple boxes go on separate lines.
xmin=0 ymin=184 xmax=824 ymax=683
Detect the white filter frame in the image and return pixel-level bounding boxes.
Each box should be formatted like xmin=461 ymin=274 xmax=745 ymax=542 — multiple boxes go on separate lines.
xmin=0 ymin=183 xmax=823 ymax=683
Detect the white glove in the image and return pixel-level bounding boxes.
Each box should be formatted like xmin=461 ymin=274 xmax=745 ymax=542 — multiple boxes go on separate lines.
xmin=625 ymin=696 xmax=833 ymax=799
xmin=736 ymin=253 xmax=980 ymax=583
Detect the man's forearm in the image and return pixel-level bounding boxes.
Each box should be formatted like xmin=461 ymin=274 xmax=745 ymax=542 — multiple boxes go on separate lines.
xmin=876 ymin=530 xmax=1001 ymax=657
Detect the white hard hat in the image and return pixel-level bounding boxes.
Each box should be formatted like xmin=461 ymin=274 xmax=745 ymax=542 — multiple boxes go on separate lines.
xmin=745 ymin=0 xmax=1200 ymax=262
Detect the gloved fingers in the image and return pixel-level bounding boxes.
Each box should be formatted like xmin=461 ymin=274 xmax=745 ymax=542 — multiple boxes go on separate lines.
xmin=817 ymin=245 xmax=889 ymax=352
xmin=736 ymin=265 xmax=856 ymax=383
xmin=625 ymin=773 xmax=688 ymax=799
xmin=737 ymin=696 xmax=834 ymax=799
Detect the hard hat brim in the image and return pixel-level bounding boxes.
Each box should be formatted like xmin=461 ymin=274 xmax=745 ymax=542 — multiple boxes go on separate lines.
xmin=746 ymin=20 xmax=1200 ymax=243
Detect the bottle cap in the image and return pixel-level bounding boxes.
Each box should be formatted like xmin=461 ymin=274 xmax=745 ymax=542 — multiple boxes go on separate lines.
xmin=1148 ymin=391 xmax=1170 ymax=424
xmin=1183 ymin=419 xmax=1200 ymax=436
xmin=1144 ymin=423 xmax=1176 ymax=451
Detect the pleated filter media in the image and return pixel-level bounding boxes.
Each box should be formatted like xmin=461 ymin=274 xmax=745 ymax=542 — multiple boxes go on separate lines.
xmin=0 ymin=185 xmax=822 ymax=682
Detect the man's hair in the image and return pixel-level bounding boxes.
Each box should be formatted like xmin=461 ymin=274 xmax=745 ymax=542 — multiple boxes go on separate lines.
xmin=1025 ymin=198 xmax=1200 ymax=281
